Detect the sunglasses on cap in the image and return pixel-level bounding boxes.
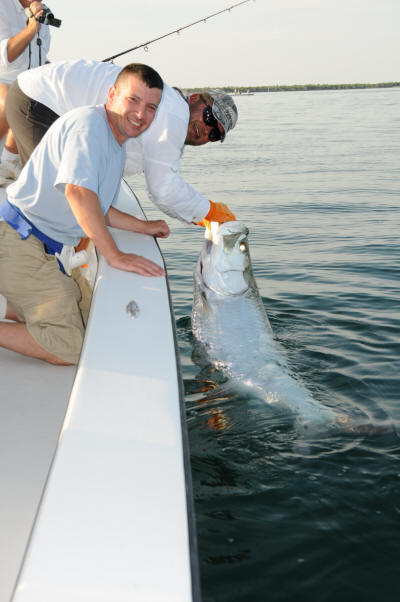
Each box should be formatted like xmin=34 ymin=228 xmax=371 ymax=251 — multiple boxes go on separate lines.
xmin=202 ymin=103 xmax=223 ymax=143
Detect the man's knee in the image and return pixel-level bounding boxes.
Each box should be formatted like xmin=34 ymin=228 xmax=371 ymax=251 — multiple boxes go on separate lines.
xmin=27 ymin=319 xmax=85 ymax=365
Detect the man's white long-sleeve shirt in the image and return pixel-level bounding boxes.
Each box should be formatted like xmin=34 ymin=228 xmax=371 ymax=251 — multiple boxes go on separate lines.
xmin=0 ymin=0 xmax=51 ymax=84
xmin=18 ymin=59 xmax=210 ymax=224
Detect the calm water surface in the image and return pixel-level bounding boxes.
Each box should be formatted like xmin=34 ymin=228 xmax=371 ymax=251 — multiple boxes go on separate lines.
xmin=129 ymin=88 xmax=400 ymax=602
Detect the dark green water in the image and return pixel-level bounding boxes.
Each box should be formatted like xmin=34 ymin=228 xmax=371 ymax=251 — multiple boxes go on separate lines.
xmin=129 ymin=87 xmax=400 ymax=601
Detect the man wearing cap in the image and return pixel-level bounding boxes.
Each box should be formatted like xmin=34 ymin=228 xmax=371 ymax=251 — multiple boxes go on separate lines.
xmin=5 ymin=59 xmax=238 ymax=226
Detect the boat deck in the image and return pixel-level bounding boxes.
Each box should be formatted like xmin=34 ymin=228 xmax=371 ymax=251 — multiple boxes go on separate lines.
xmin=0 ymin=350 xmax=75 ymax=600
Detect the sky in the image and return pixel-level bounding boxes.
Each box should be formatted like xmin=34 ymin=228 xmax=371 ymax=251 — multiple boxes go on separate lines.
xmin=46 ymin=0 xmax=399 ymax=88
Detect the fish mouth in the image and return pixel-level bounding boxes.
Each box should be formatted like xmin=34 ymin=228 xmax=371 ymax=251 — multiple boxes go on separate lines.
xmin=200 ymin=266 xmax=249 ymax=296
xmin=220 ymin=270 xmax=249 ymax=295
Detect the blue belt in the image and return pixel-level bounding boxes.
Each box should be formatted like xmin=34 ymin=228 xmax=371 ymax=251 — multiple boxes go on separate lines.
xmin=0 ymin=199 xmax=67 ymax=274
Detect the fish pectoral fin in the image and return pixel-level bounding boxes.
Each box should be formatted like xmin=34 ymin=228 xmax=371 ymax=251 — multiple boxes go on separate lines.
xmin=200 ymin=291 xmax=210 ymax=313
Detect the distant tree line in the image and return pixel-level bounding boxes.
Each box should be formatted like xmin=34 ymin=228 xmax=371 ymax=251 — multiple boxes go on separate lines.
xmin=187 ymin=82 xmax=400 ymax=93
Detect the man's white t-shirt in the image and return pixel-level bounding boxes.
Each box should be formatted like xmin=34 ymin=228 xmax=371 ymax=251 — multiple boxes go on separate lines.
xmin=18 ymin=59 xmax=210 ymax=224
xmin=7 ymin=105 xmax=125 ymax=246
xmin=0 ymin=0 xmax=51 ymax=84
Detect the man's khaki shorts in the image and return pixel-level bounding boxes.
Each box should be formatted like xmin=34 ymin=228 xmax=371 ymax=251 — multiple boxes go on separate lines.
xmin=0 ymin=222 xmax=92 ymax=364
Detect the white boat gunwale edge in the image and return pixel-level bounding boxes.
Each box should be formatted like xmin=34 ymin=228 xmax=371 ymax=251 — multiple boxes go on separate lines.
xmin=130 ymin=179 xmax=202 ymax=602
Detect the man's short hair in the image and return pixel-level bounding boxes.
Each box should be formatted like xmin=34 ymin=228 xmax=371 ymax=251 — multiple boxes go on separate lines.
xmin=114 ymin=63 xmax=163 ymax=91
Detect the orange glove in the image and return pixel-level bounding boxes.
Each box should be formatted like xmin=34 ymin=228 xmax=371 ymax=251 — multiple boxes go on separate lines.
xmin=197 ymin=201 xmax=236 ymax=228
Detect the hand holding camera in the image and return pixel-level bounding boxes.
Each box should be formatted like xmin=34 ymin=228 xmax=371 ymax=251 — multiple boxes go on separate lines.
xmin=25 ymin=2 xmax=62 ymax=28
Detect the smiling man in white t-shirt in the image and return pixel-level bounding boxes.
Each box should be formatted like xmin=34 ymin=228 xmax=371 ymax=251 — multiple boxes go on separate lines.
xmin=0 ymin=63 xmax=170 ymax=366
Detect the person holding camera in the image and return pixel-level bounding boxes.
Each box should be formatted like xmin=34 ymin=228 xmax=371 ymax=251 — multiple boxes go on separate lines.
xmin=0 ymin=0 xmax=51 ymax=181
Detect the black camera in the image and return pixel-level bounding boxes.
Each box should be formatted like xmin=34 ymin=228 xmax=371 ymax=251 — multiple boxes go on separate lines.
xmin=37 ymin=4 xmax=62 ymax=28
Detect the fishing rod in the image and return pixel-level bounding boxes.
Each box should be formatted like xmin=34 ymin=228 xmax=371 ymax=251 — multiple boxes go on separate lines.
xmin=102 ymin=0 xmax=255 ymax=62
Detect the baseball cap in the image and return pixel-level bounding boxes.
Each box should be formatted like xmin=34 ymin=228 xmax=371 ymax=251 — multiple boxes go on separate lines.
xmin=207 ymin=90 xmax=238 ymax=142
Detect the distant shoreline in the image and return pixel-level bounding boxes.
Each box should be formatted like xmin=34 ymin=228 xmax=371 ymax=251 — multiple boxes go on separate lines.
xmin=188 ymin=82 xmax=400 ymax=93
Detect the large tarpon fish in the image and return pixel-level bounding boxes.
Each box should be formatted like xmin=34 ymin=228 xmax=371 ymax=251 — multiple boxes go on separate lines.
xmin=191 ymin=221 xmax=337 ymax=429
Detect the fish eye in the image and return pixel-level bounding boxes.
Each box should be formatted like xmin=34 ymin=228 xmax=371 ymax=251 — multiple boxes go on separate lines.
xmin=239 ymin=242 xmax=247 ymax=252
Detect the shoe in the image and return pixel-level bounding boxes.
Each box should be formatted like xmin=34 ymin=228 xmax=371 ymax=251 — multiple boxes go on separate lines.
xmin=0 ymin=158 xmax=22 ymax=180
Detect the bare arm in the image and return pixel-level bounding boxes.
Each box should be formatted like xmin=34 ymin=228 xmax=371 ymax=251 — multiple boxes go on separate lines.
xmin=105 ymin=206 xmax=170 ymax=238
xmin=6 ymin=2 xmax=44 ymax=63
xmin=65 ymin=184 xmax=165 ymax=277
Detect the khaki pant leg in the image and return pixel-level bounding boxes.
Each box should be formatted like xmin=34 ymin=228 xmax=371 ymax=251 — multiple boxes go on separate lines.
xmin=0 ymin=223 xmax=92 ymax=364
xmin=71 ymin=267 xmax=93 ymax=326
